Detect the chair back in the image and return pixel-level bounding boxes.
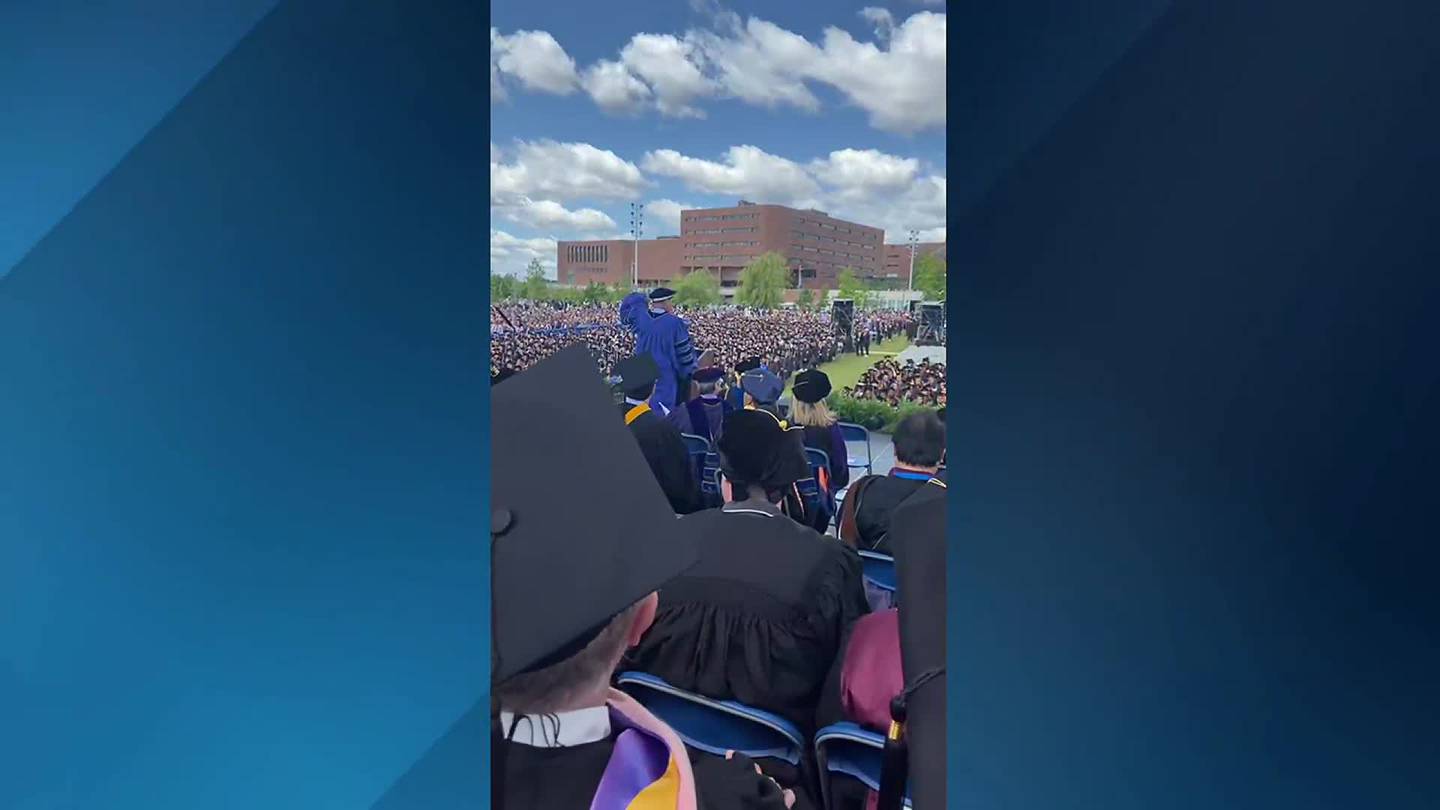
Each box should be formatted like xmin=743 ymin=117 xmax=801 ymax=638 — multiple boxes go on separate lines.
xmin=614 ymin=672 xmax=805 ymax=765
xmin=681 ymin=433 xmax=711 ymax=490
xmin=814 ymin=722 xmax=911 ymax=809
xmin=858 ymin=550 xmax=892 ymax=602
xmin=700 ymin=451 xmax=723 ymax=507
xmin=836 ymin=422 xmax=873 ymax=475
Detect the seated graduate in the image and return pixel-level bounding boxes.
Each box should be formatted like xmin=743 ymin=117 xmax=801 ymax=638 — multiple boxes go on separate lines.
xmin=837 ymin=411 xmax=946 ymax=553
xmin=485 ymin=346 xmax=800 ymax=810
xmin=627 ymin=409 xmax=870 ymax=750
xmin=789 ymin=368 xmax=850 ymax=494
xmin=815 ymin=476 xmax=945 ymax=810
xmin=728 ymin=357 xmax=762 ymax=410
xmin=671 ymin=366 xmax=732 ymax=444
xmin=736 ymin=368 xmax=818 ymax=527
xmin=615 ymin=353 xmax=702 ymax=515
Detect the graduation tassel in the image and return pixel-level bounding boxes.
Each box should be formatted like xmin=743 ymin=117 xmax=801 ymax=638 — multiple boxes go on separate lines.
xmin=876 ymin=694 xmax=910 ymax=810
xmin=877 ymin=667 xmax=945 ymax=810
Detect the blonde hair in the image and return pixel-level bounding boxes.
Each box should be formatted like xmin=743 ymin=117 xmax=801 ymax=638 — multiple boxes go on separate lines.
xmin=791 ymin=398 xmax=837 ymax=428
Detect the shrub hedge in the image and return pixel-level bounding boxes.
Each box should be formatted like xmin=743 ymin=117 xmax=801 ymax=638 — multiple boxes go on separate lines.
xmin=827 ymin=393 xmax=940 ymax=433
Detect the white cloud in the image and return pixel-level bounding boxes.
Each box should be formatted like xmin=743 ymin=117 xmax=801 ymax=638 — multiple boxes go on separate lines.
xmin=687 ymin=19 xmax=822 ymax=112
xmin=492 ymin=12 xmax=945 ymax=133
xmin=804 ymin=12 xmax=946 ymax=134
xmin=810 ymin=148 xmax=920 ymax=195
xmin=646 ymin=199 xmax=696 ymax=234
xmin=491 ymin=29 xmax=579 ymax=96
xmin=582 ymin=59 xmax=652 ymax=114
xmin=859 ymin=7 xmax=895 ymax=40
xmin=642 ymin=145 xmax=821 ymax=205
xmin=501 ymin=199 xmax=617 ymax=232
xmin=491 ymin=140 xmax=647 ymax=204
xmin=619 ymin=34 xmax=712 ymax=118
xmin=640 ymin=144 xmax=944 ymax=244
xmin=491 ymin=229 xmax=559 ymax=277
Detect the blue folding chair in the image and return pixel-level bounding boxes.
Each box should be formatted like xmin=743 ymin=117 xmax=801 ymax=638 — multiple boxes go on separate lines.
xmin=814 ymin=722 xmax=911 ymax=809
xmin=614 ymin=672 xmax=806 ymax=765
xmin=799 ymin=447 xmax=834 ymax=526
xmin=681 ymin=433 xmax=711 ymax=489
xmin=837 ymin=422 xmax=873 ymax=476
xmin=858 ymin=549 xmax=897 ymax=601
xmin=700 ymin=451 xmax=723 ymax=506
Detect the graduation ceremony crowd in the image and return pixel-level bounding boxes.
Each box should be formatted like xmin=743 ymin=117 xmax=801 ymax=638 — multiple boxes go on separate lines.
xmin=483 ymin=289 xmax=948 ymax=810
xmin=844 ymin=358 xmax=948 ymax=409
xmin=489 ymin=300 xmax=913 ymax=387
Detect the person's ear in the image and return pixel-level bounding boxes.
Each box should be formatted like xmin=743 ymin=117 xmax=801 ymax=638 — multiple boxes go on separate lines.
xmin=721 ymin=476 xmax=733 ymax=502
xmin=627 ymin=592 xmax=660 ymax=646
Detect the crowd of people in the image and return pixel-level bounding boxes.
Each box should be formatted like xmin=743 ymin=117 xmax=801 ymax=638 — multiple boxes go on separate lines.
xmin=844 ymin=357 xmax=947 ymax=408
xmin=490 ymin=300 xmax=862 ymax=383
xmin=484 ymin=340 xmax=948 ymax=810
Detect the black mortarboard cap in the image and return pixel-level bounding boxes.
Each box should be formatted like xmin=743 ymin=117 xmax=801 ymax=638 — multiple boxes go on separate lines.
xmin=890 ymin=486 xmax=947 ymax=809
xmin=716 ymin=409 xmax=802 ymax=491
xmin=791 ymin=369 xmax=832 ymax=404
xmin=614 ymin=354 xmax=660 ymax=394
xmin=648 ymin=287 xmax=676 ymax=302
xmin=735 ymin=356 xmax=763 ymax=374
xmin=693 ymin=367 xmax=725 ymax=384
xmin=491 ymin=345 xmax=697 ymax=684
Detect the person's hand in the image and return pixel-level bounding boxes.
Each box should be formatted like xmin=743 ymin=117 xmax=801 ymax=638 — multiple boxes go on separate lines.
xmin=725 ymin=750 xmax=796 ymax=808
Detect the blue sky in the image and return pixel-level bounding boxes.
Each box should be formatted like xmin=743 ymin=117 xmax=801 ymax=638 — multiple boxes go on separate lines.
xmin=490 ymin=0 xmax=948 ymax=276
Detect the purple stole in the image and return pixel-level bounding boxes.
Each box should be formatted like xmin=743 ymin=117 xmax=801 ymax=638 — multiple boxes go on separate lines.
xmin=591 ymin=690 xmax=698 ymax=810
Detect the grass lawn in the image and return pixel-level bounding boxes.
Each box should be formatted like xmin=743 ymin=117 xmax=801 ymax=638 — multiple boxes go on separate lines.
xmin=785 ymin=334 xmax=911 ymax=397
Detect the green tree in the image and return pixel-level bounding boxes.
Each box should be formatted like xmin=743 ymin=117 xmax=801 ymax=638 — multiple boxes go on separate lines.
xmin=672 ymin=269 xmax=722 ymax=308
xmin=836 ymin=267 xmax=872 ymax=309
xmin=491 ymin=273 xmax=518 ymax=301
xmin=735 ymin=252 xmax=788 ymax=309
xmin=796 ymin=288 xmax=816 ymax=311
xmin=579 ymin=281 xmax=608 ymax=305
xmin=912 ymin=253 xmax=947 ymax=301
xmin=521 ymin=259 xmax=550 ymax=300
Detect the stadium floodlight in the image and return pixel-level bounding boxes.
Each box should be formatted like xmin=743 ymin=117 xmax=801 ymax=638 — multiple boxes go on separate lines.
xmin=629 ymin=202 xmax=645 ymax=289
xmin=907 ymin=228 xmax=920 ymax=293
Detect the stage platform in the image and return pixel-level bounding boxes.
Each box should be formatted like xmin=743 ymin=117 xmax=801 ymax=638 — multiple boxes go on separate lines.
xmin=896 ymin=344 xmax=948 ymax=365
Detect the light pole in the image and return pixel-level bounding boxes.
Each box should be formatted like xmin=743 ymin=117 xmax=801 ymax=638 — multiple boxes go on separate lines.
xmin=629 ymin=202 xmax=645 ymax=289
xmin=907 ymin=228 xmax=919 ymax=294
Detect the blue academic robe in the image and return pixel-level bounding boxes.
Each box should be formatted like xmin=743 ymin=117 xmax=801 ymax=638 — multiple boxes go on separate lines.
xmin=637 ymin=308 xmax=696 ymax=409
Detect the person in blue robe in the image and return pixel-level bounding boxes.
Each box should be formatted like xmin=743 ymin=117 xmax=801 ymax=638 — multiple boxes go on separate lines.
xmin=671 ymin=366 xmax=733 ymax=444
xmin=629 ymin=287 xmax=696 ymax=410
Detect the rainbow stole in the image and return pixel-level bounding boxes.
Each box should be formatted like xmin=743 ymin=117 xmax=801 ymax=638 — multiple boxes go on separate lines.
xmin=590 ymin=707 xmax=687 ymax=810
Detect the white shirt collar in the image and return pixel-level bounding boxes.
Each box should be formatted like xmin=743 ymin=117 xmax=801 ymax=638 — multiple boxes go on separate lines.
xmin=499 ymin=705 xmax=611 ymax=748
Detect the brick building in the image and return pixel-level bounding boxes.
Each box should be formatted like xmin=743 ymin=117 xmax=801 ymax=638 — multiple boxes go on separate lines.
xmin=556 ymin=201 xmax=920 ymax=293
xmin=881 ymin=241 xmax=948 ymax=283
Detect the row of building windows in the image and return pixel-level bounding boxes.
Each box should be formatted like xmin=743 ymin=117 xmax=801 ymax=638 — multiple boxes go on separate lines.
xmin=686 ymin=254 xmax=755 ymax=263
xmin=793 ymin=218 xmax=877 ymax=238
xmin=791 ymin=243 xmax=872 ymax=263
xmin=685 ymin=213 xmax=759 ymax=222
xmin=685 ymin=227 xmax=757 ymax=234
xmin=566 ymin=244 xmax=609 ymax=263
xmin=791 ymin=230 xmax=875 ymax=250
xmin=688 ymin=241 xmax=758 ymax=248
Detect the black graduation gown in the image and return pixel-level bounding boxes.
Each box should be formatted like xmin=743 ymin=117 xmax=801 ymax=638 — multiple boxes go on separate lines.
xmin=852 ymin=473 xmax=931 ymax=553
xmin=627 ymin=502 xmax=870 ymax=738
xmin=622 ymin=403 xmax=701 ymax=514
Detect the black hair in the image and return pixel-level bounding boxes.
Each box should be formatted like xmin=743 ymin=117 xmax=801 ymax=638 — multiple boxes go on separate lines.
xmin=893 ymin=410 xmax=946 ymax=467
